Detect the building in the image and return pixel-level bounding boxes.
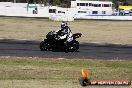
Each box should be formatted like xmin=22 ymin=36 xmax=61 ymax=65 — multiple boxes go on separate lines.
xmin=1 ymin=0 xmax=132 ymax=21
xmin=71 ymin=0 xmax=113 ymax=16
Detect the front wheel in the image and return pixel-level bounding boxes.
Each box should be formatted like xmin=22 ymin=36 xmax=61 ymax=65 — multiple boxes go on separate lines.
xmin=68 ymin=41 xmax=79 ymax=52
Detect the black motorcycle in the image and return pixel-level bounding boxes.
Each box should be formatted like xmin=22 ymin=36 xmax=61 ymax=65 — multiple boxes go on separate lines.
xmin=40 ymin=31 xmax=82 ymax=52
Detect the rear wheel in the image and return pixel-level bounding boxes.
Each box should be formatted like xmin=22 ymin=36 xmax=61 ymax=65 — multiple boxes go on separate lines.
xmin=40 ymin=41 xmax=50 ymax=51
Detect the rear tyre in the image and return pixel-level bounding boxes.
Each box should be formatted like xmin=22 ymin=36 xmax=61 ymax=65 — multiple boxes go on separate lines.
xmin=40 ymin=41 xmax=49 ymax=51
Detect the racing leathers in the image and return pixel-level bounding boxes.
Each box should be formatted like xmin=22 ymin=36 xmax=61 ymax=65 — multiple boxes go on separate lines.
xmin=56 ymin=26 xmax=73 ymax=43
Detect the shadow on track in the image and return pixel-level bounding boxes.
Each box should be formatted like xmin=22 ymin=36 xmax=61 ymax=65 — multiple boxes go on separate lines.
xmin=0 ymin=39 xmax=132 ymax=60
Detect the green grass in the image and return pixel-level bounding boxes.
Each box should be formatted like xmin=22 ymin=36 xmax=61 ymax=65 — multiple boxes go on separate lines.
xmin=0 ymin=57 xmax=131 ymax=88
xmin=0 ymin=57 xmax=131 ymax=80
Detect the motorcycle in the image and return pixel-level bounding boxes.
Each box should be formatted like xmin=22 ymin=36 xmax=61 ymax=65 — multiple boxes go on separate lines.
xmin=40 ymin=31 xmax=82 ymax=52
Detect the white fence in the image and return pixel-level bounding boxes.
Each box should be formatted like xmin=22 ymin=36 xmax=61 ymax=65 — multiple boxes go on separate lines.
xmin=49 ymin=14 xmax=74 ymax=21
xmin=75 ymin=15 xmax=132 ymax=20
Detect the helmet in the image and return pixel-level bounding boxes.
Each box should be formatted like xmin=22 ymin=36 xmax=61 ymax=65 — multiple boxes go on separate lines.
xmin=61 ymin=21 xmax=67 ymax=29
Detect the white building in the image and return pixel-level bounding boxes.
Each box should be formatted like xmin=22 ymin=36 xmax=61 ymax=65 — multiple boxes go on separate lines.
xmin=50 ymin=0 xmax=113 ymax=20
xmin=0 ymin=0 xmax=113 ymax=17
xmin=1 ymin=0 xmax=132 ymax=21
xmin=71 ymin=0 xmax=113 ymax=16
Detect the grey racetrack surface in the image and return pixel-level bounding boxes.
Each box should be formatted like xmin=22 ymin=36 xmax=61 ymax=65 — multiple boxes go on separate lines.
xmin=0 ymin=39 xmax=132 ymax=60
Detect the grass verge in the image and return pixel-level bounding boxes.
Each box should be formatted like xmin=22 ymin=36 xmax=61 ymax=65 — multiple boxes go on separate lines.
xmin=1 ymin=17 xmax=132 ymax=44
xmin=0 ymin=56 xmax=131 ymax=88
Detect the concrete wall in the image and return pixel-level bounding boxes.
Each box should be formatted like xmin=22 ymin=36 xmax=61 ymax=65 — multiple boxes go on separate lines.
xmin=0 ymin=2 xmax=50 ymax=17
xmin=77 ymin=15 xmax=132 ymax=20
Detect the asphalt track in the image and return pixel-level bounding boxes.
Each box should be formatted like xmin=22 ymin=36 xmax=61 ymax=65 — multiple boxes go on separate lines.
xmin=0 ymin=39 xmax=132 ymax=60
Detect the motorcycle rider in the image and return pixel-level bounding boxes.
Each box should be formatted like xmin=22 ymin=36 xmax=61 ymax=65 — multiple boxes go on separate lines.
xmin=56 ymin=21 xmax=73 ymax=44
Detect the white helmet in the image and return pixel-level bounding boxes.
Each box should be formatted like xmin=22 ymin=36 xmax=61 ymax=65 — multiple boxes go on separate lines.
xmin=61 ymin=21 xmax=67 ymax=29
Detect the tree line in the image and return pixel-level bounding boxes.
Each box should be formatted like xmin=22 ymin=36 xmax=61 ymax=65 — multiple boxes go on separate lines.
xmin=33 ymin=0 xmax=131 ymax=7
xmin=0 ymin=0 xmax=131 ymax=7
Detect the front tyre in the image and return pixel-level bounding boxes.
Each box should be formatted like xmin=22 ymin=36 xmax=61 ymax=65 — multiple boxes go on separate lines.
xmin=69 ymin=41 xmax=79 ymax=52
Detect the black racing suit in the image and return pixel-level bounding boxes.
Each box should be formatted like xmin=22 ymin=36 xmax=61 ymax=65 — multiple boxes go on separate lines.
xmin=57 ymin=26 xmax=73 ymax=42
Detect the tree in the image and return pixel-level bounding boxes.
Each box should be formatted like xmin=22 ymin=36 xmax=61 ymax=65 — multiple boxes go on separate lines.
xmin=53 ymin=0 xmax=61 ymax=6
